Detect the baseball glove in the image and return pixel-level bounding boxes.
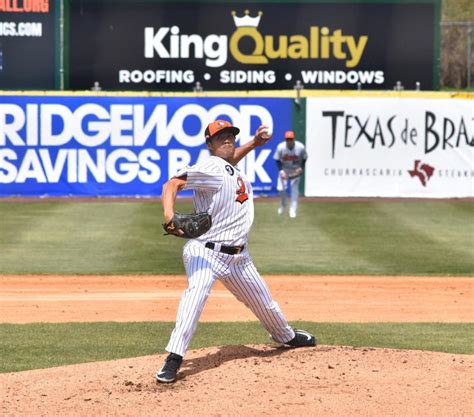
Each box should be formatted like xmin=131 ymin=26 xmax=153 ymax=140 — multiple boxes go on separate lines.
xmin=287 ymin=168 xmax=303 ymax=179
xmin=288 ymin=172 xmax=301 ymax=179
xmin=163 ymin=212 xmax=212 ymax=239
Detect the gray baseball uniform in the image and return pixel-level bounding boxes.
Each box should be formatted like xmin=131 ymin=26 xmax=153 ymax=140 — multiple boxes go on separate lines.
xmin=273 ymin=140 xmax=307 ymax=217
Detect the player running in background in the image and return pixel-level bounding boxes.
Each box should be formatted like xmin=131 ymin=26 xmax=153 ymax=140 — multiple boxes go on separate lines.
xmin=156 ymin=120 xmax=317 ymax=383
xmin=273 ymin=130 xmax=308 ymax=218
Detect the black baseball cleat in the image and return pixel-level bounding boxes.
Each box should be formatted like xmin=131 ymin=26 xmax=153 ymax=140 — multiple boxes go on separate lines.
xmin=285 ymin=329 xmax=317 ymax=347
xmin=156 ymin=353 xmax=183 ymax=383
xmin=269 ymin=329 xmax=317 ymax=348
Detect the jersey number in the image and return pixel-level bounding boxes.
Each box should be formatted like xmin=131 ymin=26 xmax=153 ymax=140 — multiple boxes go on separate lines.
xmin=235 ymin=177 xmax=249 ymax=204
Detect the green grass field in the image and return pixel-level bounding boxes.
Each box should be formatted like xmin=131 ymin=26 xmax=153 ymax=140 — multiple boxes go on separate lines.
xmin=0 ymin=199 xmax=472 ymax=372
xmin=1 ymin=322 xmax=472 ymax=373
xmin=0 ymin=200 xmax=473 ymax=275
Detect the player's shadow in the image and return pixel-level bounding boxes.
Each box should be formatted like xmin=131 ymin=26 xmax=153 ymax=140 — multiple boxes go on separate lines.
xmin=178 ymin=344 xmax=287 ymax=380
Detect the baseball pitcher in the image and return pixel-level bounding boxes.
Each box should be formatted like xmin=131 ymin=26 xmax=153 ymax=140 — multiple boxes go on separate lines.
xmin=157 ymin=120 xmax=317 ymax=383
xmin=273 ymin=130 xmax=307 ymax=218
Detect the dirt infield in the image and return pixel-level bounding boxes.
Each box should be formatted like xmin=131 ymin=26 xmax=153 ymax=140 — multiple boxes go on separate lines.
xmin=2 ymin=345 xmax=473 ymax=417
xmin=1 ymin=275 xmax=472 ymax=323
xmin=1 ymin=275 xmax=473 ymax=416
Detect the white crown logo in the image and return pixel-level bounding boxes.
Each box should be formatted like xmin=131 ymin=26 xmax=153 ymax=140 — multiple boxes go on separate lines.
xmin=232 ymin=10 xmax=263 ymax=28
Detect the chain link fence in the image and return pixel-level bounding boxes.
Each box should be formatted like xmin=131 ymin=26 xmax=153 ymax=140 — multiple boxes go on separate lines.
xmin=441 ymin=21 xmax=474 ymax=88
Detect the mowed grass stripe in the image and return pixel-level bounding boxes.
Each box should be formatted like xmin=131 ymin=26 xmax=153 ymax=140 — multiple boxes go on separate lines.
xmin=378 ymin=201 xmax=474 ymax=259
xmin=0 ymin=200 xmax=472 ymax=275
xmin=0 ymin=322 xmax=472 ymax=373
xmin=312 ymin=201 xmax=474 ymax=275
xmin=0 ymin=203 xmax=66 ymax=263
xmin=250 ymin=201 xmax=377 ymax=274
xmin=252 ymin=201 xmax=474 ymax=275
xmin=0 ymin=203 xmax=162 ymax=274
xmin=115 ymin=202 xmax=190 ymax=274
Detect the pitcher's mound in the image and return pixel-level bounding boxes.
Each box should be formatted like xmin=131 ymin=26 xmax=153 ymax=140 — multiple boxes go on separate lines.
xmin=1 ymin=345 xmax=473 ymax=416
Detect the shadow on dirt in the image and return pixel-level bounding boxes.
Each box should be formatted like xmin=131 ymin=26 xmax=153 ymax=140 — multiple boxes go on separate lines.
xmin=147 ymin=344 xmax=320 ymax=392
xmin=179 ymin=344 xmax=321 ymax=380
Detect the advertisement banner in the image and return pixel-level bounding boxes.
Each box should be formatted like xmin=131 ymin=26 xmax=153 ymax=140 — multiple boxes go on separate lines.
xmin=0 ymin=95 xmax=291 ymax=196
xmin=69 ymin=0 xmax=439 ymax=91
xmin=305 ymin=96 xmax=473 ymax=198
xmin=0 ymin=0 xmax=57 ymax=89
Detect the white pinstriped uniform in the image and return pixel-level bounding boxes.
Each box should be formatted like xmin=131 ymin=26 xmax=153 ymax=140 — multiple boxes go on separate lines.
xmin=274 ymin=141 xmax=307 ymax=214
xmin=165 ymin=156 xmax=295 ymax=357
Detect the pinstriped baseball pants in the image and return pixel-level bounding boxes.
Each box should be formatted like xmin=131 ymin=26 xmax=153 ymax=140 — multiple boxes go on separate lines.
xmin=165 ymin=240 xmax=295 ymax=357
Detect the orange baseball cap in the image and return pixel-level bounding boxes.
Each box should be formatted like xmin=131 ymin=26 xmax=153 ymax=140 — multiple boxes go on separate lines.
xmin=285 ymin=130 xmax=295 ymax=140
xmin=205 ymin=120 xmax=240 ymax=141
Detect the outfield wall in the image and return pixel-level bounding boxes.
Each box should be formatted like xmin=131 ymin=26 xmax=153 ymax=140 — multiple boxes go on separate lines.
xmin=0 ymin=91 xmax=472 ymax=198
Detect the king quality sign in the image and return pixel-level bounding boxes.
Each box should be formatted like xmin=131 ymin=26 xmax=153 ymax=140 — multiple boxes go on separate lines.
xmin=69 ymin=0 xmax=440 ymax=91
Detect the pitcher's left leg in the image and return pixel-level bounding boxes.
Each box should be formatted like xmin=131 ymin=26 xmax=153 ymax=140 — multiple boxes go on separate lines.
xmin=223 ymin=255 xmax=294 ymax=344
